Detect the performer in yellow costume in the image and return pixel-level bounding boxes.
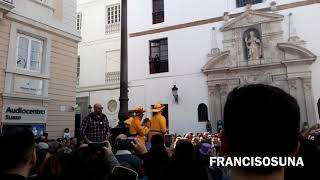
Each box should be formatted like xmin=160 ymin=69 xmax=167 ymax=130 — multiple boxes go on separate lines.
xmin=129 ymin=107 xmax=146 ymax=144
xmin=148 ymin=103 xmax=167 ymax=141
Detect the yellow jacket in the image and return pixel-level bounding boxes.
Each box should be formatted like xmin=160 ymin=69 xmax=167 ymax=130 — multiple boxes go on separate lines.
xmin=129 ymin=116 xmax=145 ymax=144
xmin=148 ymin=113 xmax=167 ymax=141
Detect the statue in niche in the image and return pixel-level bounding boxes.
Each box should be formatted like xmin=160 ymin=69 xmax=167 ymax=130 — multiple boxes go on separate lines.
xmin=244 ymin=29 xmax=263 ymax=60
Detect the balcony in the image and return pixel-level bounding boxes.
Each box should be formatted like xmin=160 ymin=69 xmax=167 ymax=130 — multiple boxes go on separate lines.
xmin=106 ymin=22 xmax=120 ymax=34
xmin=0 ymin=0 xmax=14 ymax=19
xmin=105 ymin=71 xmax=120 ymax=84
xmin=149 ymin=56 xmax=168 ymax=74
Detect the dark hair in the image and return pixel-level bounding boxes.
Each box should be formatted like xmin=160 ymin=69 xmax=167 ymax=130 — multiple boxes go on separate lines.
xmin=70 ymin=147 xmax=110 ymax=180
xmin=224 ymin=84 xmax=300 ymax=174
xmin=34 ymin=149 xmax=48 ymax=174
xmin=142 ymin=118 xmax=150 ymax=125
xmin=0 ymin=127 xmax=35 ymax=171
xmin=38 ymin=154 xmax=62 ymax=180
xmin=144 ymin=144 xmax=170 ymax=180
xmin=174 ymin=140 xmax=196 ymax=161
xmin=151 ymin=134 xmax=164 ymax=146
xmin=171 ymin=140 xmax=208 ymax=180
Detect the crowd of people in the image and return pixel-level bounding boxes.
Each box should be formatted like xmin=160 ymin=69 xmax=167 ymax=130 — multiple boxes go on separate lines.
xmin=1 ymin=84 xmax=320 ymax=180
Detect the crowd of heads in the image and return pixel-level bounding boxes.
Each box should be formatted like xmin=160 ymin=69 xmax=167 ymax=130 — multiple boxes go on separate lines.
xmin=1 ymin=84 xmax=320 ymax=180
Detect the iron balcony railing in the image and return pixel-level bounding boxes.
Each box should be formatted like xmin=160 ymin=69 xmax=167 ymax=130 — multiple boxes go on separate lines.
xmin=105 ymin=71 xmax=120 ymax=84
xmin=106 ymin=22 xmax=120 ymax=34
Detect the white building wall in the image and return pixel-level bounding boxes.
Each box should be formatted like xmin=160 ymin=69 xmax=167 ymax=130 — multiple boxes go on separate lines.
xmin=128 ymin=0 xmax=320 ymax=135
xmin=128 ymin=0 xmax=306 ymax=33
xmin=12 ymin=0 xmax=78 ymax=35
xmin=77 ymin=0 xmax=121 ymax=87
xmin=78 ymin=39 xmax=120 ymax=86
xmin=63 ymin=0 xmax=77 ymax=30
xmin=76 ymin=0 xmax=121 ymax=123
xmin=89 ymin=89 xmax=120 ymax=128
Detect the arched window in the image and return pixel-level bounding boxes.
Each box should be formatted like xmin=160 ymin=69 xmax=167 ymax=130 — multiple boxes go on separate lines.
xmin=318 ymin=99 xmax=320 ymax=118
xmin=198 ymin=103 xmax=208 ymax=122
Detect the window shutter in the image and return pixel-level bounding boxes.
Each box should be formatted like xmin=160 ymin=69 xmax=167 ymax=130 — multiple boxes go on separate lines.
xmin=29 ymin=40 xmax=41 ymax=72
xmin=17 ymin=36 xmax=29 ymax=69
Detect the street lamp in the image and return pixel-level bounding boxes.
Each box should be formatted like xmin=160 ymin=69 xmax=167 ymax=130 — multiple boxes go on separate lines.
xmin=117 ymin=0 xmax=129 ymax=127
xmin=172 ymin=85 xmax=179 ymax=104
xmin=111 ymin=0 xmax=129 ymax=140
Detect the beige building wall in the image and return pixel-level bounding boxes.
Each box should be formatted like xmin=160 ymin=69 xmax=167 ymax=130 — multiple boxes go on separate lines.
xmin=0 ymin=0 xmax=80 ymax=139
xmin=47 ymin=35 xmax=78 ymax=138
xmin=0 ymin=18 xmax=11 ymax=118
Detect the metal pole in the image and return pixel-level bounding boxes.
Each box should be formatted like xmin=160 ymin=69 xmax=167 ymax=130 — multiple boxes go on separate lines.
xmin=117 ymin=0 xmax=128 ymax=128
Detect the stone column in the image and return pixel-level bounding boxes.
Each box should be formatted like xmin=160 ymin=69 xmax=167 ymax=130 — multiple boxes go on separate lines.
xmin=212 ymin=85 xmax=222 ymax=128
xmin=219 ymin=84 xmax=228 ymax=117
xmin=302 ymin=78 xmax=317 ymax=125
xmin=208 ymin=90 xmax=216 ymax=132
xmin=288 ymin=78 xmax=307 ymax=125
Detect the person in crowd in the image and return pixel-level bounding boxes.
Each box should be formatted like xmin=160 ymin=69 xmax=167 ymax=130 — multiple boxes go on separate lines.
xmin=37 ymin=153 xmax=62 ymax=180
xmin=285 ymin=123 xmax=320 ymax=179
xmin=80 ymin=103 xmax=110 ymax=143
xmin=222 ymin=84 xmax=300 ymax=180
xmin=301 ymin=122 xmax=310 ymax=134
xmin=114 ymin=134 xmax=143 ymax=177
xmin=217 ymin=120 xmax=224 ymax=133
xmin=69 ymin=137 xmax=78 ymax=150
xmin=148 ymin=103 xmax=167 ymax=141
xmin=0 ymin=127 xmax=37 ymax=180
xmin=184 ymin=132 xmax=193 ymax=141
xmin=150 ymin=134 xmax=165 ymax=147
xmin=129 ymin=107 xmax=146 ymax=144
xmin=206 ymin=120 xmax=212 ymax=134
xmin=142 ymin=118 xmax=151 ymax=142
xmin=202 ymin=132 xmax=211 ymax=143
xmin=63 ymin=128 xmax=71 ymax=140
xmin=124 ymin=114 xmax=133 ymax=129
xmin=192 ymin=136 xmax=200 ymax=146
xmin=29 ymin=142 xmax=49 ymax=179
xmin=197 ymin=143 xmax=224 ymax=180
xmin=169 ymin=139 xmax=208 ymax=180
xmin=143 ymin=143 xmax=170 ymax=180
xmin=70 ymin=141 xmax=119 ymax=180
xmin=43 ymin=132 xmax=49 ymax=143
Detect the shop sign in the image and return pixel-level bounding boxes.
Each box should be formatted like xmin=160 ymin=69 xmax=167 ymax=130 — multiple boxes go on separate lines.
xmin=2 ymin=105 xmax=47 ymax=123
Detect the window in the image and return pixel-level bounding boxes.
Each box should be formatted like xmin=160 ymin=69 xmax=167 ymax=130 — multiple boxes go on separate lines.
xmin=149 ymin=38 xmax=168 ymax=74
xmin=152 ymin=0 xmax=164 ymax=24
xmin=77 ymin=56 xmax=80 ymax=84
xmin=198 ymin=103 xmax=209 ymax=122
xmin=76 ymin=12 xmax=82 ymax=31
xmin=236 ymin=0 xmax=263 ymax=8
xmin=16 ymin=34 xmax=43 ymax=73
xmin=106 ymin=4 xmax=121 ymax=34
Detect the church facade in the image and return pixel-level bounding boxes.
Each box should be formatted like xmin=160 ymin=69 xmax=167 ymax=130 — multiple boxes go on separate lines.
xmin=203 ymin=9 xmax=318 ymax=128
xmin=127 ymin=0 xmax=320 ymax=134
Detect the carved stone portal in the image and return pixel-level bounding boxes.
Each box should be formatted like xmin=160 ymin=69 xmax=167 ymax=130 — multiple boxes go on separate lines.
xmin=202 ymin=9 xmax=317 ymax=131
